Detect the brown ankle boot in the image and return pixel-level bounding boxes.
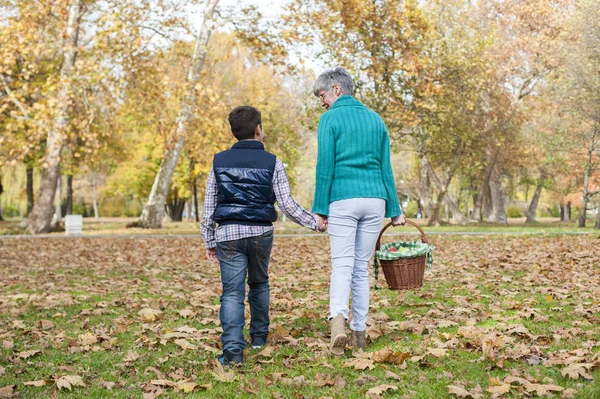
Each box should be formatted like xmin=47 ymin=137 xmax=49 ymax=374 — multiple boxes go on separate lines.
xmin=350 ymin=330 xmax=366 ymax=349
xmin=329 ymin=314 xmax=347 ymax=356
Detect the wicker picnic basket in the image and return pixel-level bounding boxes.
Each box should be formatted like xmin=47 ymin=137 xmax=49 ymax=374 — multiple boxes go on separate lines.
xmin=374 ymin=220 xmax=433 ymax=290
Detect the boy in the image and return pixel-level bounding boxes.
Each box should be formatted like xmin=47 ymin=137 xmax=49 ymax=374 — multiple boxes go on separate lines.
xmin=201 ymin=106 xmax=326 ymax=365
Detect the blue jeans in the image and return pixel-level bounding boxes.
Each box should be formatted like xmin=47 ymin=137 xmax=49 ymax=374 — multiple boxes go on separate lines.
xmin=216 ymin=230 xmax=273 ymax=352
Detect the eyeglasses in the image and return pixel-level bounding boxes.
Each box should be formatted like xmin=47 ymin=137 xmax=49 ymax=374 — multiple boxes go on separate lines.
xmin=319 ymin=87 xmax=332 ymax=102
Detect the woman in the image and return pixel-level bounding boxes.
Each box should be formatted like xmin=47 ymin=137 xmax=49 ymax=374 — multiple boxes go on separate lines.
xmin=312 ymin=67 xmax=405 ymax=355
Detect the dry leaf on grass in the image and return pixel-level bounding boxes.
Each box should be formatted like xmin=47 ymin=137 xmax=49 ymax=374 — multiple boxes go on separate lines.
xmin=344 ymin=358 xmax=375 ymax=370
xmin=561 ymin=363 xmax=594 ymax=380
xmin=487 ymin=384 xmax=511 ymax=394
xmin=174 ymin=339 xmax=197 ymax=350
xmin=371 ymin=347 xmax=410 ymax=365
xmin=123 ymin=350 xmax=141 ymax=363
xmin=211 ymin=367 xmax=238 ymax=382
xmin=18 ymin=350 xmax=40 ymax=359
xmin=55 ymin=375 xmax=85 ymax=391
xmin=178 ymin=309 xmax=196 ymax=318
xmin=138 ymin=308 xmax=162 ymax=322
xmin=176 ymin=381 xmax=197 ymax=393
xmin=0 ymin=385 xmax=15 ymax=398
xmin=366 ymin=384 xmax=398 ymax=398
xmin=523 ymin=383 xmax=563 ymax=396
xmin=22 ymin=380 xmax=50 ymax=387
xmin=448 ymin=384 xmax=483 ymax=398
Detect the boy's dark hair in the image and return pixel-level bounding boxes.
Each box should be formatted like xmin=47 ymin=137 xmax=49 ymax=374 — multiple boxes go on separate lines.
xmin=228 ymin=106 xmax=262 ymax=141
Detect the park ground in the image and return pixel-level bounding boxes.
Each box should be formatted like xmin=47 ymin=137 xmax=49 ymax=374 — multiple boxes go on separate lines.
xmin=0 ymin=219 xmax=599 ymax=398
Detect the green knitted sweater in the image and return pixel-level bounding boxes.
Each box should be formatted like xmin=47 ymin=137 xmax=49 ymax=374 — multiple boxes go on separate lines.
xmin=312 ymin=95 xmax=401 ymax=218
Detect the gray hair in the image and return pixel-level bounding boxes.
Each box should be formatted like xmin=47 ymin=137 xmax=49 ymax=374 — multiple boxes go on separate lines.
xmin=313 ymin=67 xmax=354 ymax=96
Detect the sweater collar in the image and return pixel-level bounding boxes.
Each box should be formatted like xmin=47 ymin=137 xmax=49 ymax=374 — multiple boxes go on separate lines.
xmin=329 ymin=95 xmax=365 ymax=111
xmin=232 ymin=140 xmax=265 ymax=150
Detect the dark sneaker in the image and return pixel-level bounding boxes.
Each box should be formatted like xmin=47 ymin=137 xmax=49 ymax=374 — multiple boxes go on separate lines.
xmin=218 ymin=349 xmax=243 ymax=366
xmin=251 ymin=336 xmax=266 ymax=349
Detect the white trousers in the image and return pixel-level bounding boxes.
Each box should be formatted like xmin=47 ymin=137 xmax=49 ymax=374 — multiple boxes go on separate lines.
xmin=328 ymin=198 xmax=385 ymax=331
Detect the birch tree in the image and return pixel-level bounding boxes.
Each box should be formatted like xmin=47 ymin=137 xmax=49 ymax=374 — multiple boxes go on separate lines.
xmin=138 ymin=0 xmax=219 ymax=228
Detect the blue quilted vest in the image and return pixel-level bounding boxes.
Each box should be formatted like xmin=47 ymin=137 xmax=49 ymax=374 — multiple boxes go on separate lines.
xmin=213 ymin=140 xmax=278 ymax=226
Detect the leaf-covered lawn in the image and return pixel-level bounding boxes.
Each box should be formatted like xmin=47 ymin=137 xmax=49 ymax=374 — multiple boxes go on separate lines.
xmin=1 ymin=234 xmax=599 ymax=398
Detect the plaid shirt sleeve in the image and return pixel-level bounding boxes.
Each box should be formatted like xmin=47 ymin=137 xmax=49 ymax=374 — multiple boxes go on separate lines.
xmin=200 ymin=167 xmax=218 ymax=249
xmin=273 ymin=159 xmax=319 ymax=231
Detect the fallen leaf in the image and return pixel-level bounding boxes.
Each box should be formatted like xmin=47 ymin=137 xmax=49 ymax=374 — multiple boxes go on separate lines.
xmin=0 ymin=367 xmax=4 ymax=377
xmin=55 ymin=375 xmax=85 ymax=391
xmin=371 ymin=347 xmax=410 ymax=364
xmin=149 ymin=380 xmax=177 ymax=387
xmin=138 ymin=308 xmax=162 ymax=322
xmin=448 ymin=384 xmax=482 ymax=398
xmin=344 ymin=358 xmax=375 ymax=370
xmin=258 ymin=346 xmax=276 ymax=357
xmin=174 ymin=339 xmax=197 ymax=350
xmin=78 ymin=333 xmax=98 ymax=346
xmin=427 ymin=348 xmax=448 ymax=358
xmin=561 ymin=363 xmax=594 ymax=380
xmin=178 ymin=309 xmax=195 ymax=318
xmin=124 ymin=350 xmax=141 ymax=363
xmin=366 ymin=384 xmax=398 ymax=398
xmin=176 ymin=381 xmax=197 ymax=393
xmin=211 ymin=367 xmax=237 ymax=382
xmin=18 ymin=350 xmax=41 ymax=359
xmin=0 ymin=385 xmax=15 ymax=398
xmin=101 ymin=381 xmax=116 ymax=390
xmin=487 ymin=384 xmax=511 ymax=394
xmin=22 ymin=380 xmax=50 ymax=387
xmin=523 ymin=383 xmax=564 ymax=396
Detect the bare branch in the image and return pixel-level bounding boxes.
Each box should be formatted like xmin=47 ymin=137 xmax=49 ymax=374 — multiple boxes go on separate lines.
xmin=140 ymin=25 xmax=174 ymax=41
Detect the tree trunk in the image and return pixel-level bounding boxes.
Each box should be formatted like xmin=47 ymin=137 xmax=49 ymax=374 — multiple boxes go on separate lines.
xmin=560 ymin=203 xmax=565 ymax=221
xmin=427 ymin=192 xmax=444 ymax=227
xmin=25 ymin=0 xmax=82 ymax=234
xmin=92 ymin=172 xmax=99 ymax=221
xmin=566 ymin=202 xmax=571 ymax=221
xmin=419 ymin=155 xmax=432 ymax=220
xmin=472 ymin=161 xmax=494 ymax=221
xmin=0 ymin=175 xmax=4 ymax=221
xmin=193 ymin=177 xmax=199 ymax=223
xmin=422 ymin=154 xmax=471 ymax=224
xmin=66 ymin=174 xmax=73 ymax=215
xmin=54 ymin=176 xmax=62 ymax=226
xmin=525 ymin=178 xmax=544 ymax=223
xmin=595 ymin=206 xmax=600 ymax=229
xmin=578 ymin=123 xmax=598 ymax=228
xmin=488 ymin=163 xmax=507 ymax=223
xmin=26 ymin=166 xmax=34 ymax=216
xmin=139 ymin=0 xmax=219 ymax=229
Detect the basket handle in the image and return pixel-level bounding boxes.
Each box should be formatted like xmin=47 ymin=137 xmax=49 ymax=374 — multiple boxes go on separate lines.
xmin=375 ymin=219 xmax=429 ymax=251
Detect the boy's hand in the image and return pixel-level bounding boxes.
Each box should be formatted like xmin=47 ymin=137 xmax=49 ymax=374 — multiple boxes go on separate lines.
xmin=316 ymin=214 xmax=328 ymax=232
xmin=206 ymin=248 xmax=219 ymax=264
xmin=391 ymin=214 xmax=406 ymax=226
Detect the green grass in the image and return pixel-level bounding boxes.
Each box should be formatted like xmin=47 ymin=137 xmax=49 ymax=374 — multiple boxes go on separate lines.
xmin=1 ymin=234 xmax=599 ymax=398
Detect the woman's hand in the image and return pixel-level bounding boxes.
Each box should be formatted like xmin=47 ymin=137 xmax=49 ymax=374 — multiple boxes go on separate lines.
xmin=391 ymin=214 xmax=406 ymax=226
xmin=316 ymin=214 xmax=328 ymax=232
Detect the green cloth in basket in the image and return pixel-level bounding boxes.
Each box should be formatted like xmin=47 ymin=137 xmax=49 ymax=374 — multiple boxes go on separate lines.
xmin=376 ymin=241 xmax=434 ymax=269
xmin=373 ymin=241 xmax=434 ymax=289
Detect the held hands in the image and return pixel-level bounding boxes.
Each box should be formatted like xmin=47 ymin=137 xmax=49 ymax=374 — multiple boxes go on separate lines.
xmin=316 ymin=214 xmax=328 ymax=232
xmin=391 ymin=214 xmax=406 ymax=226
xmin=205 ymin=248 xmax=219 ymax=264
